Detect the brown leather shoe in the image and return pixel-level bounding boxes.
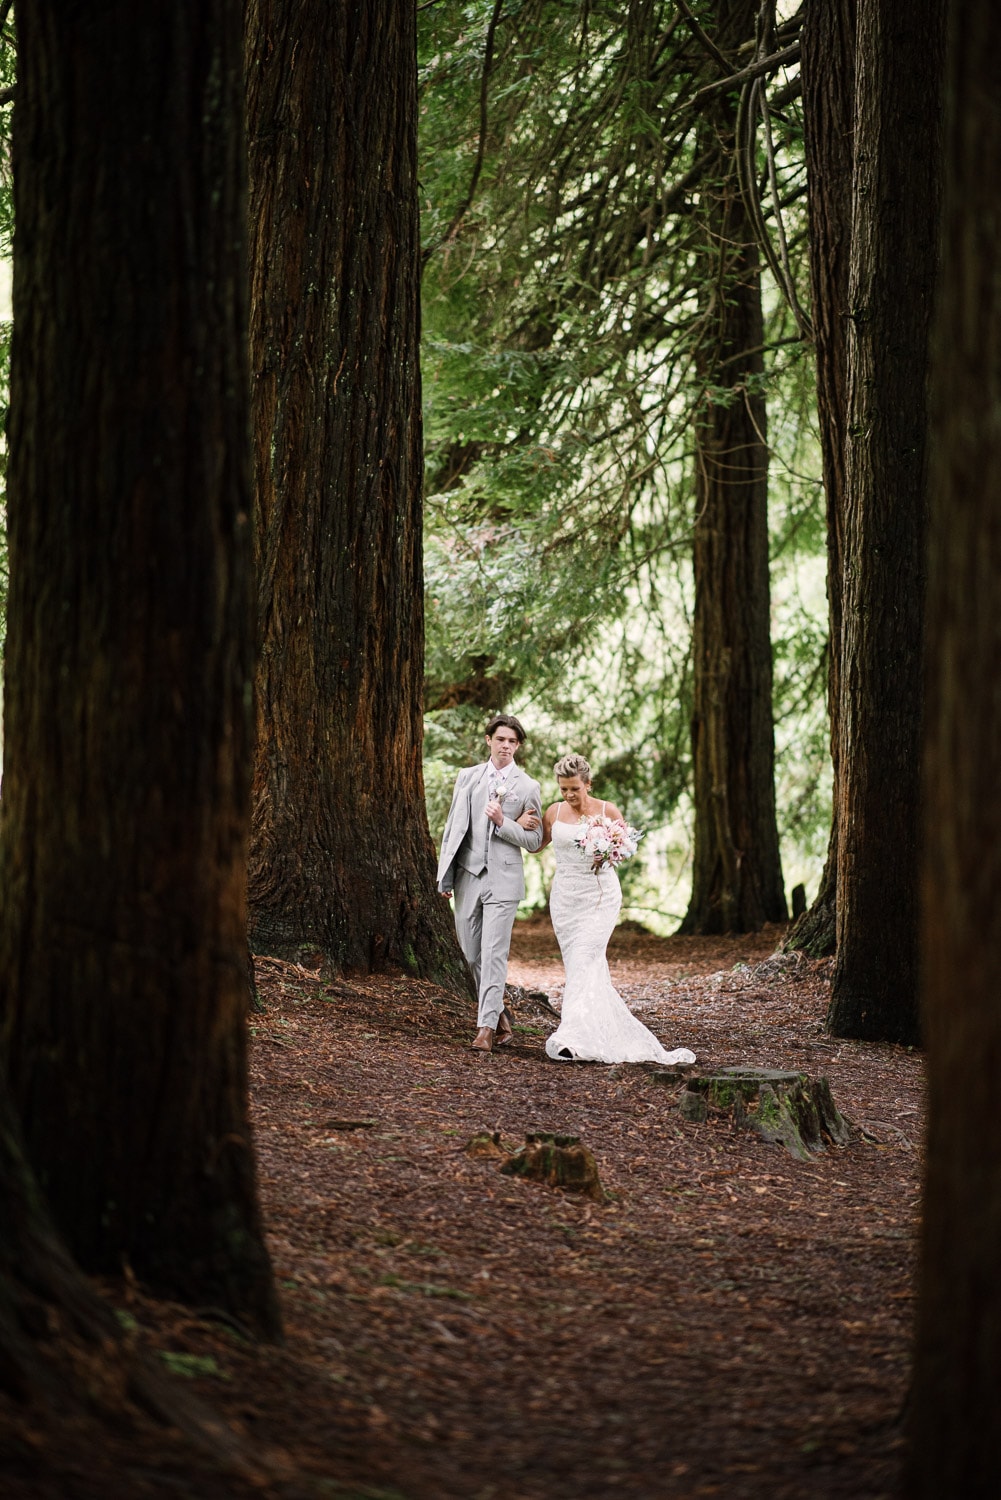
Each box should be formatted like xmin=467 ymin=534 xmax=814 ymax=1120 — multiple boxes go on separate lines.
xmin=471 ymin=1026 xmax=494 ymax=1053
xmin=495 ymin=1008 xmax=514 ymax=1046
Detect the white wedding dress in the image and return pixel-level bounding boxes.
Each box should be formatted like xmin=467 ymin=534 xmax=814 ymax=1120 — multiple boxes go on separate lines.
xmin=545 ymin=812 xmax=697 ymax=1065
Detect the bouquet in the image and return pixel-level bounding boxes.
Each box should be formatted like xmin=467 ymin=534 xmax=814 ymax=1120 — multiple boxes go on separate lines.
xmin=573 ymin=813 xmax=644 ymax=873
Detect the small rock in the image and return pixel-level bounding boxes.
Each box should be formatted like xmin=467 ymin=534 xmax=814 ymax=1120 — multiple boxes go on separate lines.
xmin=678 ymin=1091 xmax=708 ymax=1123
xmin=650 ymin=1064 xmax=692 ymax=1085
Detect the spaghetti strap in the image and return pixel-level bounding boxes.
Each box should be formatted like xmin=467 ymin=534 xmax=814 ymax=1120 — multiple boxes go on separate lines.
xmin=601 ymin=801 xmax=606 ymax=816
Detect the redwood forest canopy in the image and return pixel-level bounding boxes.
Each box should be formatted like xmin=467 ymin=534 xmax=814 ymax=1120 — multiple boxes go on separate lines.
xmin=418 ymin=0 xmax=829 ymax=930
xmin=0 ymin=3 xmax=830 ymax=930
xmin=0 ymin=0 xmax=942 ymax=1006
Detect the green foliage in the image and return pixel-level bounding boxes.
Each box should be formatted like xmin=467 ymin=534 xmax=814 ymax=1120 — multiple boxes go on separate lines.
xmin=0 ymin=6 xmax=829 ymax=919
xmin=418 ymin=0 xmax=831 ymax=921
xmin=158 ymin=1350 xmax=229 ymax=1381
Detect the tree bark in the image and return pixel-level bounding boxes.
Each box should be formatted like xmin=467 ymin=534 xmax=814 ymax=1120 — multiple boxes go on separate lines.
xmin=0 ymin=0 xmax=279 ymax=1335
xmin=0 ymin=1067 xmax=268 ymax=1488
xmin=680 ymin=0 xmax=787 ymax=936
xmin=245 ymin=0 xmax=468 ymax=989
xmin=0 ymin=1074 xmax=110 ymax=1411
xmin=680 ymin=1068 xmax=850 ymax=1160
xmin=904 ymin=3 xmax=1001 ymax=1487
xmin=0 ymin=1075 xmax=165 ymax=1445
xmin=826 ymin=0 xmax=944 ymax=1043
xmin=783 ymin=0 xmax=856 ymax=959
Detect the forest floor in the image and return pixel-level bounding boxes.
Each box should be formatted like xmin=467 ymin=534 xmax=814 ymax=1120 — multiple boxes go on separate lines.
xmin=5 ymin=918 xmax=923 ymax=1500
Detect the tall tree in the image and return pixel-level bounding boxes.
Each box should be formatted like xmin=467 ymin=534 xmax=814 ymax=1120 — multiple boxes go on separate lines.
xmin=826 ymin=0 xmax=944 ymax=1042
xmin=905 ymin=2 xmax=1001 ymax=1485
xmin=0 ymin=0 xmax=279 ymax=1334
xmin=245 ymin=0 xmax=468 ymax=988
xmin=784 ymin=0 xmax=856 ymax=958
xmin=680 ymin=0 xmax=787 ymax=935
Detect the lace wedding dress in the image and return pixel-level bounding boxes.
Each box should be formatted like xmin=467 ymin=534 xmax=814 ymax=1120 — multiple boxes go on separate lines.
xmin=545 ymin=814 xmax=697 ymax=1065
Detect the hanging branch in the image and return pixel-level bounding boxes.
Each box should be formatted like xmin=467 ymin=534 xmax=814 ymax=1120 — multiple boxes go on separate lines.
xmin=691 ymin=41 xmax=799 ymax=103
xmin=736 ymin=80 xmax=786 ymax=308
xmin=422 ymin=0 xmax=505 ymax=268
xmin=758 ymin=74 xmax=812 ymax=337
xmin=674 ymin=0 xmax=732 ymax=73
xmin=729 ymin=1 xmax=811 ymax=340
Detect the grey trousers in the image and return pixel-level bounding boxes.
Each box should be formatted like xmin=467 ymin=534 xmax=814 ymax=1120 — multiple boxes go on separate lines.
xmin=453 ymin=866 xmax=518 ymax=1028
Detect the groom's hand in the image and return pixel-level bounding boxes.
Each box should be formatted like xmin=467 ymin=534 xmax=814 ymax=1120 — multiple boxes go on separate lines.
xmin=485 ymin=797 xmax=505 ymax=827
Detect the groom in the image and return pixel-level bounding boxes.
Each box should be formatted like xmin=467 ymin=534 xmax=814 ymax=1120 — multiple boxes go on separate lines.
xmin=437 ymin=715 xmax=543 ymax=1052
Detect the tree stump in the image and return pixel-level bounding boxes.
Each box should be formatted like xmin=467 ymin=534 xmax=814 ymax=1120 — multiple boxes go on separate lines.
xmin=680 ymin=1068 xmax=850 ymax=1160
xmin=499 ymin=1133 xmax=605 ymax=1202
xmin=464 ymin=1130 xmax=509 ymax=1162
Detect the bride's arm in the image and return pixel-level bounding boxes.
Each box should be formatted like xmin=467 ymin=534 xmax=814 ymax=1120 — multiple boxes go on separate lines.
xmin=515 ymin=802 xmax=557 ymax=849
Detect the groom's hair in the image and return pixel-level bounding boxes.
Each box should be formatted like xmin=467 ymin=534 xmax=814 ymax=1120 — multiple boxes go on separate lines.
xmin=484 ymin=713 xmax=526 ymax=744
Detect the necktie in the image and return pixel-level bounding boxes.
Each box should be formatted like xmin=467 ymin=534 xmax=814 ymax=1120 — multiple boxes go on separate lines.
xmin=468 ymin=775 xmax=490 ymax=874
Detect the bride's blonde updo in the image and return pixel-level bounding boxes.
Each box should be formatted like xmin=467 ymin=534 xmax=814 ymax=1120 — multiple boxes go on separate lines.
xmin=554 ymin=752 xmax=591 ymax=783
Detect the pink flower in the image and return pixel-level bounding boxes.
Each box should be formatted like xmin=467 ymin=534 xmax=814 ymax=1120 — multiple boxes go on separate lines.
xmin=573 ymin=813 xmax=644 ymax=872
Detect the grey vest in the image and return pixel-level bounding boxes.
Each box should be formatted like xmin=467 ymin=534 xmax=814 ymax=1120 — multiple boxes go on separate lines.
xmin=458 ymin=770 xmax=492 ymax=876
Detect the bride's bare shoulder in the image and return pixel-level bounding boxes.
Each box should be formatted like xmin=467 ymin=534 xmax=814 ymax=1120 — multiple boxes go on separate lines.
xmin=544 ymin=802 xmax=561 ymax=824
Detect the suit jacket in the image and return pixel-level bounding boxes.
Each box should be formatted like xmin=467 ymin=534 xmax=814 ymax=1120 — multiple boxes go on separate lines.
xmin=436 ymin=760 xmax=544 ymax=900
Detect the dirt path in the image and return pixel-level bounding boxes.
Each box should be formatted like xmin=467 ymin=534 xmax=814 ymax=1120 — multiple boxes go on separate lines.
xmin=6 ymin=921 xmax=922 ymax=1499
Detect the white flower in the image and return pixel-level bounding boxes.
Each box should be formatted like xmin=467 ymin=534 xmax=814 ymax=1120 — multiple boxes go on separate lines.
xmin=573 ymin=813 xmax=644 ymax=871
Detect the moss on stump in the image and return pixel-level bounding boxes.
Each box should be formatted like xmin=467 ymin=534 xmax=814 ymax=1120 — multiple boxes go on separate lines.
xmin=492 ymin=1132 xmax=605 ymax=1201
xmin=464 ymin=1131 xmax=509 ymax=1162
xmin=680 ymin=1067 xmax=850 ymax=1160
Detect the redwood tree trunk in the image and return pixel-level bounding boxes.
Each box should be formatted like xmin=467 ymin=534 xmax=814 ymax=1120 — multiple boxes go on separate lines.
xmin=827 ymin=0 xmax=944 ymax=1043
xmin=905 ymin=4 xmax=1001 ymax=1486
xmin=680 ymin=0 xmax=787 ymax=936
xmin=245 ymin=0 xmax=468 ymax=988
xmin=0 ymin=1071 xmax=258 ymax=1484
xmin=0 ymin=1 xmax=279 ymax=1335
xmin=0 ymin=1075 xmax=112 ymax=1410
xmin=783 ymin=0 xmax=856 ymax=959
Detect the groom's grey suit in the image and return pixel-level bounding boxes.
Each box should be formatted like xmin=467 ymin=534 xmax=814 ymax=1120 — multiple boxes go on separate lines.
xmin=437 ymin=760 xmax=543 ymax=1028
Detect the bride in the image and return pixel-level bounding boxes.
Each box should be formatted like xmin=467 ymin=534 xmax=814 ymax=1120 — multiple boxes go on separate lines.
xmin=519 ymin=753 xmax=696 ymax=1066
